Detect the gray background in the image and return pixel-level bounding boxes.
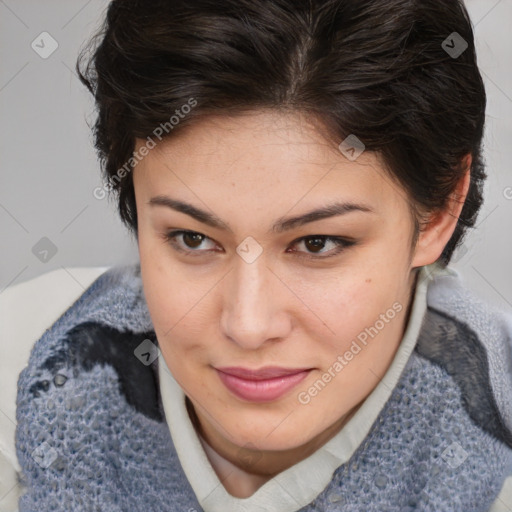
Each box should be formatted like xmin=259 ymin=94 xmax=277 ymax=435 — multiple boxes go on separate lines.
xmin=1 ymin=0 xmax=511 ymax=311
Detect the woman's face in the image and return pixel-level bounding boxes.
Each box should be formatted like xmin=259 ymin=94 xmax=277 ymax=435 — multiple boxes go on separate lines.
xmin=133 ymin=110 xmax=426 ymax=459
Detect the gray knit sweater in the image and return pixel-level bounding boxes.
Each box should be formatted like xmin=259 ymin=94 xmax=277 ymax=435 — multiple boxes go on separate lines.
xmin=15 ymin=263 xmax=512 ymax=511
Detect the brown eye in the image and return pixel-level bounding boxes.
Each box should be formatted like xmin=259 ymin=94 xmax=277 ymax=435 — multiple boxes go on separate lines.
xmin=164 ymin=230 xmax=217 ymax=254
xmin=304 ymin=237 xmax=329 ymax=253
xmin=289 ymin=235 xmax=356 ymax=259
xmin=181 ymin=232 xmax=205 ymax=249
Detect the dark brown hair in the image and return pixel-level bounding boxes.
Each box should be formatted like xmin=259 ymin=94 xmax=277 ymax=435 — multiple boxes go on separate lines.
xmin=77 ymin=0 xmax=487 ymax=266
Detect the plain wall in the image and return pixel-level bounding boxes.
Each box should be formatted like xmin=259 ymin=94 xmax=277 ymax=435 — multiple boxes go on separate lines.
xmin=1 ymin=0 xmax=511 ymax=311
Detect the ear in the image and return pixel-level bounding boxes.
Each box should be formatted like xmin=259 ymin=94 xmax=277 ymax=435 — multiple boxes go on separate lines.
xmin=410 ymin=154 xmax=472 ymax=268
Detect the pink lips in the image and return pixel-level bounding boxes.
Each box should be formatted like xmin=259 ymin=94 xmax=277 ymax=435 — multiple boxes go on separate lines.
xmin=215 ymin=366 xmax=312 ymax=402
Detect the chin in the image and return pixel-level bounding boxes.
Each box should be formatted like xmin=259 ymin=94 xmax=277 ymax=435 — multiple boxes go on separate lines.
xmin=222 ymin=414 xmax=316 ymax=452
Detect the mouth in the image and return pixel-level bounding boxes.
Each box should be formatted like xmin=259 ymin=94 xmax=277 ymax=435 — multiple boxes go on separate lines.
xmin=215 ymin=366 xmax=313 ymax=403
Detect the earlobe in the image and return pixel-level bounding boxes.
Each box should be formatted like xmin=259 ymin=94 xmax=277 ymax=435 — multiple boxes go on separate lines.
xmin=411 ymin=154 xmax=472 ymax=268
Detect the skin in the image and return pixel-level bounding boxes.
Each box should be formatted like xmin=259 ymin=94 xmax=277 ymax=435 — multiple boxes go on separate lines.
xmin=132 ymin=109 xmax=470 ymax=498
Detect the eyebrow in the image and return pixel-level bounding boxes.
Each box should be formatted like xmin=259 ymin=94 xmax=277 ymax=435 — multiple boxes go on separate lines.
xmin=148 ymin=195 xmax=375 ymax=234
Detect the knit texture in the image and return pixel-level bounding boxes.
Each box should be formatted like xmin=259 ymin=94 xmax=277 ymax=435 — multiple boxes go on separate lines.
xmin=15 ymin=263 xmax=512 ymax=511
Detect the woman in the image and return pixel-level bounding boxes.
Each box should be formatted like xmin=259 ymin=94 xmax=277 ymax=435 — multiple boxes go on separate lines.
xmin=15 ymin=0 xmax=512 ymax=510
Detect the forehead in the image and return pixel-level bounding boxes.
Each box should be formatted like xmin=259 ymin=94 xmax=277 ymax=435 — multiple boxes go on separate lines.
xmin=132 ymin=110 xmax=405 ymax=213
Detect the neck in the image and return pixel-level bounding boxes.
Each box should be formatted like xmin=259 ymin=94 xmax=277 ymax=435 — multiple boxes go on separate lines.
xmin=186 ymin=394 xmax=362 ymax=497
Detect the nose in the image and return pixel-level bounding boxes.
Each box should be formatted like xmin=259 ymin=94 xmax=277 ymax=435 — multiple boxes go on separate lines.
xmin=220 ymin=256 xmax=291 ymax=350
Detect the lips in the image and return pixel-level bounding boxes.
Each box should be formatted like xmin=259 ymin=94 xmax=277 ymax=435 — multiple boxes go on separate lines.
xmin=215 ymin=366 xmax=312 ymax=402
xmin=216 ymin=366 xmax=311 ymax=380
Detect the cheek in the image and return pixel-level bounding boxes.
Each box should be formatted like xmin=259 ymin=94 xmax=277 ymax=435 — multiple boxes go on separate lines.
xmin=305 ymin=270 xmax=405 ymax=359
xmin=299 ymin=283 xmax=407 ymax=414
xmin=140 ymin=244 xmax=168 ymax=321
xmin=139 ymin=241 xmax=212 ymax=369
xmin=139 ymin=239 xmax=186 ymax=342
xmin=139 ymin=232 xmax=191 ymax=313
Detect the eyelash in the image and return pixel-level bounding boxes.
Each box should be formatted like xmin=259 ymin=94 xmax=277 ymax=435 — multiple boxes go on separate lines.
xmin=162 ymin=230 xmax=356 ymax=260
